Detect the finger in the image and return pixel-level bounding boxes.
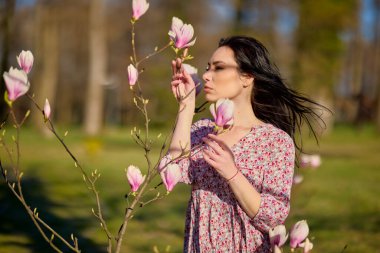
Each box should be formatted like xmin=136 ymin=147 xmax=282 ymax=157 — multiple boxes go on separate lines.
xmin=202 ymin=150 xmax=218 ymax=168
xmin=176 ymin=58 xmax=182 ymax=73
xmin=171 ymin=80 xmax=182 ymax=86
xmin=175 ymin=86 xmax=181 ymax=100
xmin=171 ymin=60 xmax=176 ymax=75
xmin=202 ymin=137 xmax=223 ymax=154
xmin=203 ymin=148 xmax=219 ymax=161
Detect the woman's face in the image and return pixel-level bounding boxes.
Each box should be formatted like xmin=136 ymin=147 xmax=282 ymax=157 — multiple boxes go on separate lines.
xmin=202 ymin=46 xmax=250 ymax=102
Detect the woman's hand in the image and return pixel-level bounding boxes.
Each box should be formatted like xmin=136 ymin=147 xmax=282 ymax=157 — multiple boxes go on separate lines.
xmin=202 ymin=134 xmax=238 ymax=180
xmin=171 ymin=58 xmax=196 ymax=106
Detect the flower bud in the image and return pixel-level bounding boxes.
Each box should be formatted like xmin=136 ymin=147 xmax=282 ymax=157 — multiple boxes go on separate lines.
xmin=132 ymin=0 xmax=149 ymax=20
xmin=126 ymin=165 xmax=145 ymax=192
xmin=3 ymin=67 xmax=30 ymax=102
xmin=290 ymin=220 xmax=309 ymax=249
xmin=17 ymin=50 xmax=34 ymax=74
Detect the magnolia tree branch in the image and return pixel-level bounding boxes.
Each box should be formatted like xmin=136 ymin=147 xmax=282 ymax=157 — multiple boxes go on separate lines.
xmin=27 ymin=95 xmax=114 ymax=252
xmin=0 ymin=110 xmax=80 ymax=253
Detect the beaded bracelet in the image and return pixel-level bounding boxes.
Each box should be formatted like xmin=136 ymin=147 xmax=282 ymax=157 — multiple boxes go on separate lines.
xmin=227 ymin=170 xmax=239 ymax=182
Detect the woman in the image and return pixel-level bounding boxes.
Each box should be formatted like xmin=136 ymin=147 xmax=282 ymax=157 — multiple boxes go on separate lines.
xmin=165 ymin=36 xmax=323 ymax=252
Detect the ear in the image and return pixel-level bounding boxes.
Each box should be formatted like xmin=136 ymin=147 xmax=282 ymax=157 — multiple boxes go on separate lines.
xmin=241 ymin=74 xmax=254 ymax=88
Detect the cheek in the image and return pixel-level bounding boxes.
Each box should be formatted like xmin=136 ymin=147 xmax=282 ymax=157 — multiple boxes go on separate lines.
xmin=214 ymin=73 xmax=240 ymax=90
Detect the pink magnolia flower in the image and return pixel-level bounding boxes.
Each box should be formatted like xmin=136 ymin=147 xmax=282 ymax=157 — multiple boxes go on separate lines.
xmin=182 ymin=63 xmax=203 ymax=96
xmin=269 ymin=224 xmax=288 ymax=248
xmin=3 ymin=67 xmax=30 ymax=102
xmin=132 ymin=0 xmax=149 ymax=20
xmin=168 ymin=17 xmax=196 ymax=49
xmin=290 ymin=220 xmax=309 ymax=249
xmin=127 ymin=64 xmax=138 ymax=86
xmin=299 ymin=238 xmax=313 ymax=253
xmin=309 ymin=154 xmax=321 ymax=169
xmin=300 ymin=154 xmax=310 ymax=168
xmin=126 ymin=165 xmax=145 ymax=192
xmin=209 ymin=98 xmax=234 ymax=128
xmin=160 ymin=163 xmax=181 ymax=192
xmin=17 ymin=50 xmax=34 ymax=74
xmin=44 ymin=98 xmax=51 ymax=120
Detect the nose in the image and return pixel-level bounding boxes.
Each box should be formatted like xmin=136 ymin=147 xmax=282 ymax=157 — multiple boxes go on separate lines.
xmin=203 ymin=70 xmax=211 ymax=82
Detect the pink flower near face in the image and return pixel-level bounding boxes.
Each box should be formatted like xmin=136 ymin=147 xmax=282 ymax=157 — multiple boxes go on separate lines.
xmin=209 ymin=98 xmax=234 ymax=128
xmin=132 ymin=0 xmax=149 ymax=20
xmin=127 ymin=64 xmax=138 ymax=86
xmin=168 ymin=17 xmax=196 ymax=49
xmin=160 ymin=163 xmax=181 ymax=192
xmin=299 ymin=238 xmax=313 ymax=253
xmin=269 ymin=224 xmax=288 ymax=248
xmin=44 ymin=98 xmax=51 ymax=120
xmin=290 ymin=220 xmax=309 ymax=249
xmin=182 ymin=63 xmax=203 ymax=96
xmin=126 ymin=165 xmax=145 ymax=192
xmin=17 ymin=50 xmax=34 ymax=74
xmin=3 ymin=67 xmax=30 ymax=102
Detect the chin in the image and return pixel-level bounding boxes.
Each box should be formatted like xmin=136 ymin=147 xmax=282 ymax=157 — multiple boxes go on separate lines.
xmin=204 ymin=93 xmax=219 ymax=102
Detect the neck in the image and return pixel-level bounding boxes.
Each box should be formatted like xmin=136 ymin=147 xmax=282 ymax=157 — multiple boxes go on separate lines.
xmin=232 ymin=99 xmax=262 ymax=128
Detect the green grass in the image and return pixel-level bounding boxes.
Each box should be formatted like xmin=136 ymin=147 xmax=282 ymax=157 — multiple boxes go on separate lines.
xmin=0 ymin=124 xmax=379 ymax=252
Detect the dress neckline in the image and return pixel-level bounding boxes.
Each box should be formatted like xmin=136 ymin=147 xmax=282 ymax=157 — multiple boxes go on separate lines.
xmin=225 ymin=123 xmax=269 ymax=151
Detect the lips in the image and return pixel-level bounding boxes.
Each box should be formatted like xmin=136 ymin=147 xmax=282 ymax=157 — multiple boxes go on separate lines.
xmin=204 ymin=86 xmax=213 ymax=93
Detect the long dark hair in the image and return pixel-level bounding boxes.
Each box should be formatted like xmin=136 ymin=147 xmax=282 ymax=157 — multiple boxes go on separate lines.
xmin=219 ymin=36 xmax=327 ymax=152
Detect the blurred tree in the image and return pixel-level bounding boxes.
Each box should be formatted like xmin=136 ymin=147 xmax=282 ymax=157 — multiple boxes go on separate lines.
xmin=374 ymin=0 xmax=380 ymax=131
xmin=293 ymin=0 xmax=358 ymax=130
xmin=31 ymin=0 xmax=59 ymax=133
xmin=335 ymin=0 xmax=363 ymax=123
xmin=0 ymin=0 xmax=16 ymax=120
xmin=84 ymin=0 xmax=107 ymax=135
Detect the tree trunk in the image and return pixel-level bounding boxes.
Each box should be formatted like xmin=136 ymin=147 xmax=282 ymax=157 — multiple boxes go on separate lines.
xmin=374 ymin=0 xmax=380 ymax=131
xmin=0 ymin=0 xmax=16 ymax=119
xmin=32 ymin=1 xmax=59 ymax=134
xmin=83 ymin=0 xmax=106 ymax=135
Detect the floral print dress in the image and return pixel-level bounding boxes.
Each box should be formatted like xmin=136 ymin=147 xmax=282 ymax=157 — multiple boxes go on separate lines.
xmin=164 ymin=118 xmax=295 ymax=253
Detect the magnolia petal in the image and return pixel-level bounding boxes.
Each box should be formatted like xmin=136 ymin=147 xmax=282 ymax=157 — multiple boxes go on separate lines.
xmin=17 ymin=50 xmax=34 ymax=74
xmin=273 ymin=245 xmax=282 ymax=253
xmin=161 ymin=164 xmax=181 ymax=192
xmin=290 ymin=220 xmax=309 ymax=249
xmin=209 ymin=103 xmax=216 ymax=119
xmin=127 ymin=64 xmax=138 ymax=86
xmin=132 ymin=0 xmax=149 ymax=20
xmin=299 ymin=238 xmax=313 ymax=253
xmin=44 ymin=98 xmax=51 ymax=119
xmin=269 ymin=225 xmax=288 ymax=247
xmin=126 ymin=165 xmax=145 ymax=192
xmin=3 ymin=68 xmax=30 ymax=101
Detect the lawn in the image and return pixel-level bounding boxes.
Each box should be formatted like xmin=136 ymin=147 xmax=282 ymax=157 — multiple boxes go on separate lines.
xmin=0 ymin=123 xmax=379 ymax=252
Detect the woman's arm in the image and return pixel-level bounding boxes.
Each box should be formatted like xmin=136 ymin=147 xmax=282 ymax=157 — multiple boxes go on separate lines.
xmin=202 ymin=133 xmax=294 ymax=226
xmin=202 ymin=134 xmax=261 ymax=218
xmin=168 ymin=59 xmax=196 ymax=158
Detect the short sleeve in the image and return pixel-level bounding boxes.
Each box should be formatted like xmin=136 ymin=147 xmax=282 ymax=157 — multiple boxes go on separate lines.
xmin=161 ymin=118 xmax=213 ymax=184
xmin=251 ymin=130 xmax=295 ymax=232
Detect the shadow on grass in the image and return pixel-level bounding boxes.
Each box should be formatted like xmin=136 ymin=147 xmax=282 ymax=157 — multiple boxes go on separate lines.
xmin=0 ymin=175 xmax=106 ymax=253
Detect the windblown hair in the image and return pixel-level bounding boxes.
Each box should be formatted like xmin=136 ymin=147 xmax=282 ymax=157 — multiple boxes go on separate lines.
xmin=219 ymin=36 xmax=327 ymax=153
